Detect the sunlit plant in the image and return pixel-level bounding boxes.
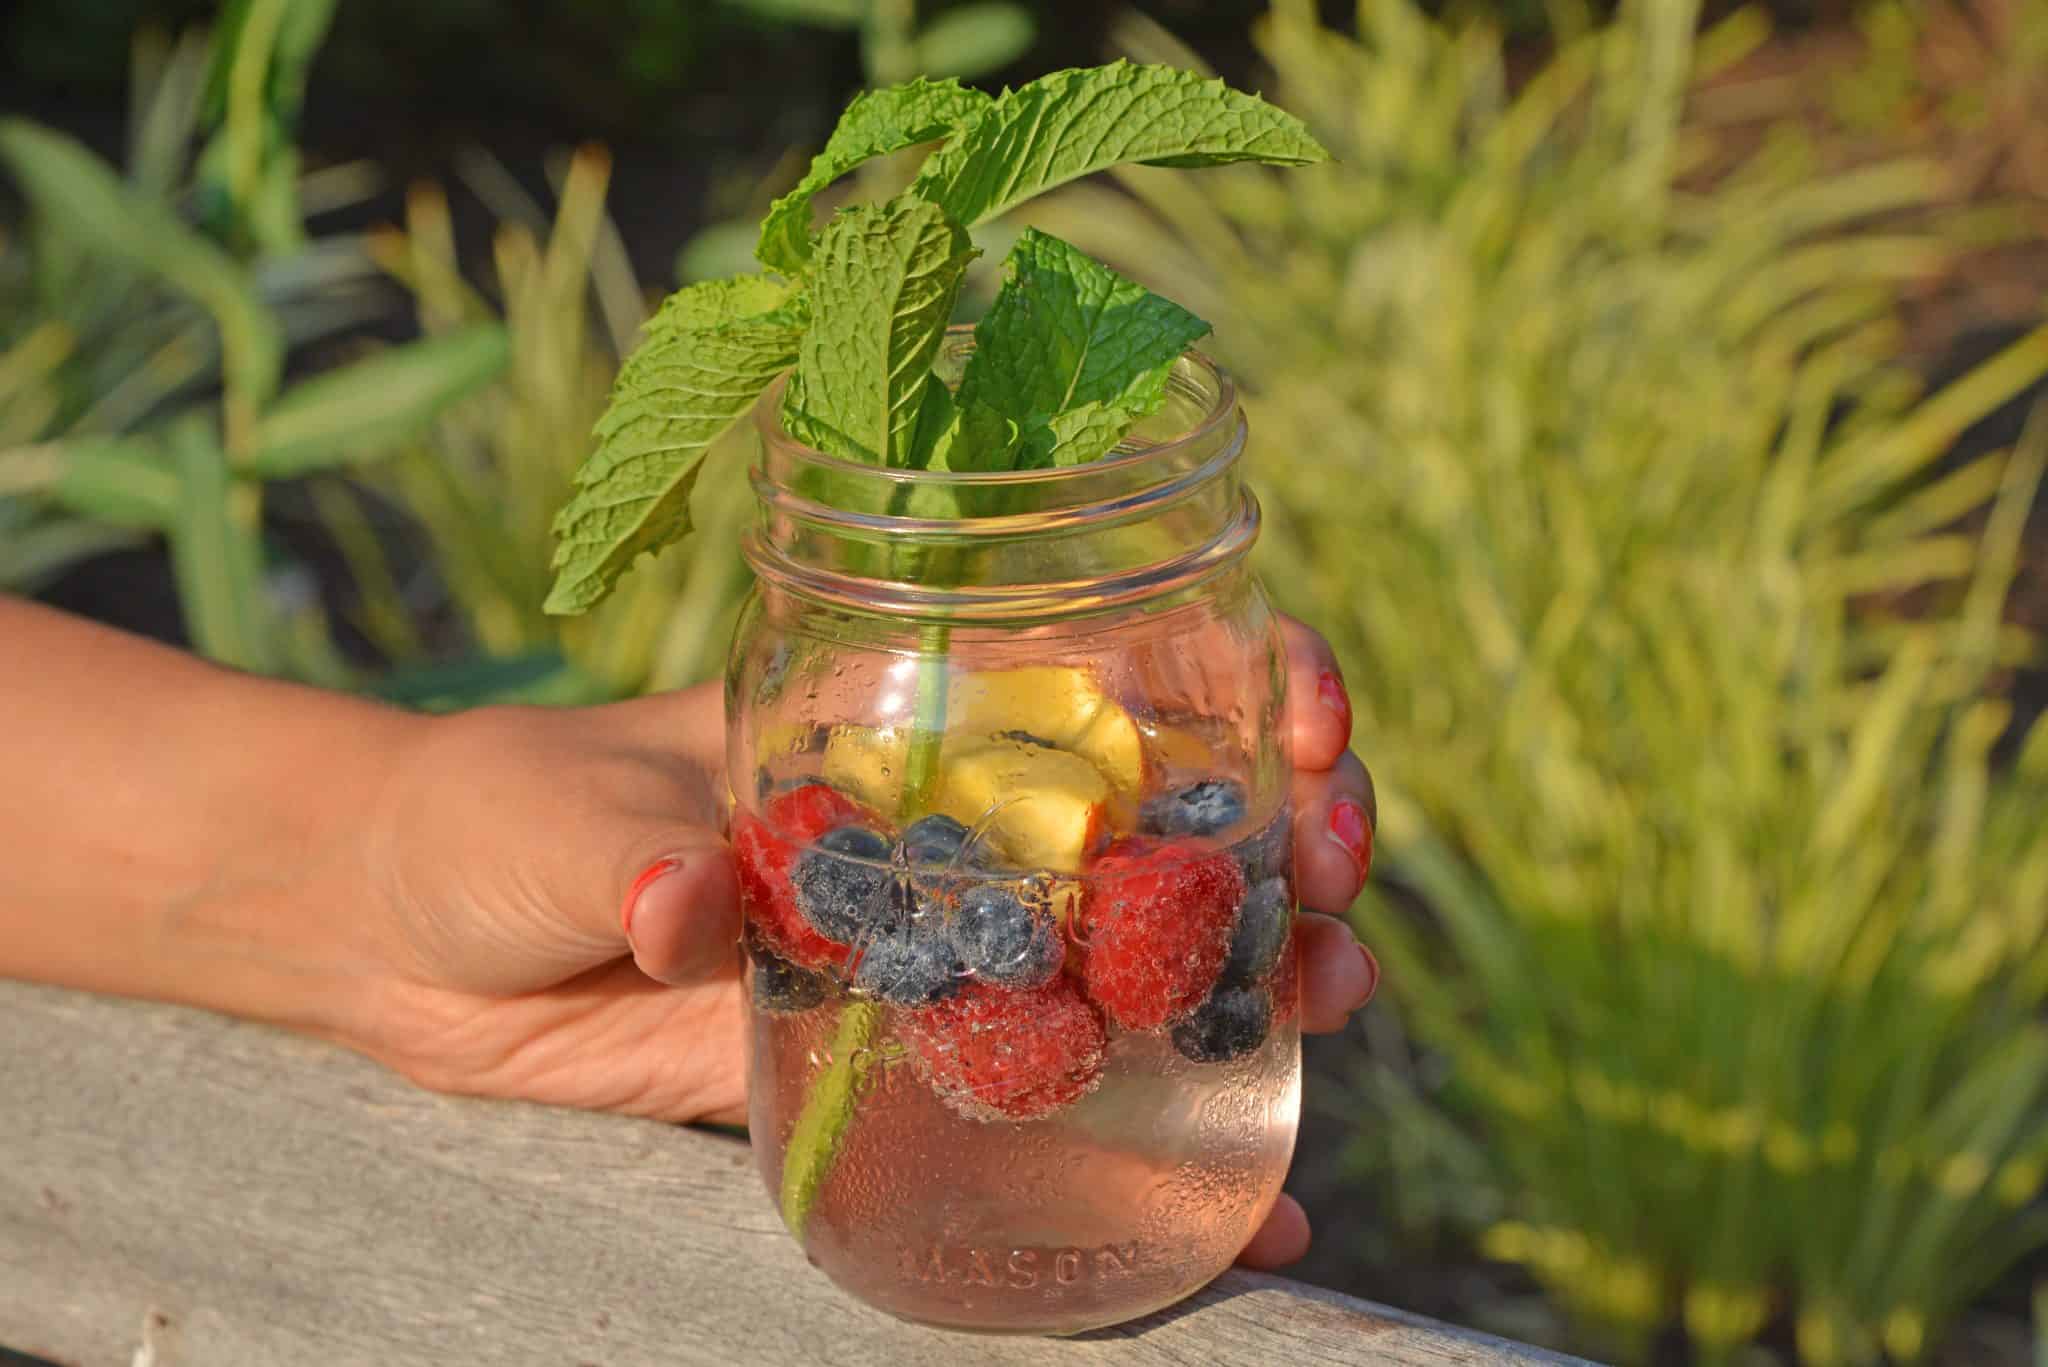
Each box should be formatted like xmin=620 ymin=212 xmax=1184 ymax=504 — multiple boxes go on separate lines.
xmin=1029 ymin=1 xmax=2048 ymax=1361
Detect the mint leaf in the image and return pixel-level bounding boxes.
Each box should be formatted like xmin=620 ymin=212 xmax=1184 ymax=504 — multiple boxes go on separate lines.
xmin=910 ymin=62 xmax=1328 ymax=229
xmin=756 ymin=78 xmax=994 ymax=275
xmin=1040 ymin=400 xmax=1143 ymax=467
xmin=946 ymin=401 xmax=1024 ymax=472
xmin=646 ymin=272 xmax=795 ymax=330
xmin=909 ymin=383 xmax=1022 ymax=473
xmin=956 ymin=227 xmax=1210 ymax=466
xmin=905 ymin=380 xmax=960 ymax=470
xmin=784 ymin=199 xmax=977 ymax=467
xmin=544 ymin=276 xmax=807 ymax=614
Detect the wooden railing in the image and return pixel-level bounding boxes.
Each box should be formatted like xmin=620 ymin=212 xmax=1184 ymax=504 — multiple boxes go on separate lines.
xmin=0 ymin=980 xmax=1594 ymax=1365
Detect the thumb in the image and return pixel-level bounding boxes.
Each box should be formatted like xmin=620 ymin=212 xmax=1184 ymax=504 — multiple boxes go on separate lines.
xmin=613 ymin=825 xmax=743 ymax=986
xmin=596 ymin=687 xmax=743 ymax=986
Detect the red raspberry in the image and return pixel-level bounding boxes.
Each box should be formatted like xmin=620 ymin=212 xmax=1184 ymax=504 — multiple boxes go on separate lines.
xmin=1079 ymin=836 xmax=1247 ymax=1030
xmin=732 ymin=781 xmax=877 ymax=970
xmin=906 ymin=977 xmax=1107 ymax=1122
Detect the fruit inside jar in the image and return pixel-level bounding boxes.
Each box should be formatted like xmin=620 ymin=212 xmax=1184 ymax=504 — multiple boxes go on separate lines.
xmin=737 ymin=665 xmax=1301 ymax=1334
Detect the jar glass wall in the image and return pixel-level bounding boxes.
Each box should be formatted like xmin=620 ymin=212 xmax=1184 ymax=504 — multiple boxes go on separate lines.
xmin=728 ymin=334 xmax=1299 ymax=1334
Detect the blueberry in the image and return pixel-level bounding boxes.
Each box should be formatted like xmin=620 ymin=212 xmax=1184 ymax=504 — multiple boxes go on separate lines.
xmin=1239 ymin=808 xmax=1292 ymax=886
xmin=949 ymin=883 xmax=1065 ymax=988
xmin=792 ymin=825 xmax=898 ymax=943
xmin=900 ymin=813 xmax=976 ymax=868
xmin=1171 ymin=985 xmax=1272 ymax=1064
xmin=1140 ymin=779 xmax=1249 ymax=839
xmin=1221 ymin=878 xmax=1292 ymax=987
xmin=853 ymin=922 xmax=965 ymax=1005
xmin=748 ymin=941 xmax=832 ymax=1014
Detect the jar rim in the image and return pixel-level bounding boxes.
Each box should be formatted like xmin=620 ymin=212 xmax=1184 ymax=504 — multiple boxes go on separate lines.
xmin=749 ymin=324 xmax=1239 ymax=488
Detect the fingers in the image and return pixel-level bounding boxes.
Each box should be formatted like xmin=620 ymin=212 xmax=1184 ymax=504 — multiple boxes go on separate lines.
xmin=1291 ymin=750 xmax=1374 ymax=915
xmin=1275 ymin=616 xmax=1380 ymax=1032
xmin=1236 ymin=1193 xmax=1311 ymax=1269
xmin=1281 ymin=615 xmax=1351 ymax=772
xmin=1297 ymin=912 xmax=1378 ymax=1033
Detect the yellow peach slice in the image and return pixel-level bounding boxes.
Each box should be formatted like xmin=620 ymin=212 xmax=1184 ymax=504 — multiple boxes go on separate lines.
xmin=931 ymin=737 xmax=1110 ymax=873
xmin=947 ymin=666 xmax=1144 ymax=794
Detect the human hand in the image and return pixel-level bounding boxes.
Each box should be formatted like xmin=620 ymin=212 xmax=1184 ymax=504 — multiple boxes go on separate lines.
xmin=339 ymin=615 xmax=1378 ymax=1268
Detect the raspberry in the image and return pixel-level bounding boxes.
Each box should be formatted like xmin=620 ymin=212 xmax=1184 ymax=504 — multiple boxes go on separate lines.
xmin=1079 ymin=836 xmax=1247 ymax=1031
xmin=906 ymin=977 xmax=1107 ymax=1122
xmin=771 ymin=779 xmax=876 ymax=843
xmin=732 ymin=781 xmax=877 ymax=970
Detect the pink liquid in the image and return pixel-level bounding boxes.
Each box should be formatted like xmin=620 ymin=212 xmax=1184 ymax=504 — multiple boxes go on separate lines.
xmin=748 ymin=998 xmax=1300 ymax=1333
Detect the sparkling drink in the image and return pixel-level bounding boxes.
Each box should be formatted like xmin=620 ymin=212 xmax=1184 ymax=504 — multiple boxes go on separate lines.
xmin=730 ymin=341 xmax=1298 ymax=1333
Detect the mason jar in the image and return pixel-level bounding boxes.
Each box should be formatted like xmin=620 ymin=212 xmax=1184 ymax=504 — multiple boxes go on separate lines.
xmin=728 ymin=333 xmax=1299 ymax=1335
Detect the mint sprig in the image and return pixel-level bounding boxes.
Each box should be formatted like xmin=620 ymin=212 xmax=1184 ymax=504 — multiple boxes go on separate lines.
xmin=546 ymin=63 xmax=1326 ymax=613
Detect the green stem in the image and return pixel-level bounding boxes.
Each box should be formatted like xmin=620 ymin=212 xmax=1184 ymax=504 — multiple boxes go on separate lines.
xmin=778 ymin=580 xmax=954 ymax=1239
xmin=898 ymin=622 xmax=951 ymax=814
xmin=778 ymin=997 xmax=881 ymax=1233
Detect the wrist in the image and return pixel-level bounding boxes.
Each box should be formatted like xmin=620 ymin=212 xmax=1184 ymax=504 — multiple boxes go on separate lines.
xmin=95 ymin=679 xmax=427 ymax=1037
xmin=184 ymin=692 xmax=430 ymax=1037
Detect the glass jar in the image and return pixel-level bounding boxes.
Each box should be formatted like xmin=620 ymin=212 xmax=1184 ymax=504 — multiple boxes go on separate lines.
xmin=728 ymin=334 xmax=1299 ymax=1335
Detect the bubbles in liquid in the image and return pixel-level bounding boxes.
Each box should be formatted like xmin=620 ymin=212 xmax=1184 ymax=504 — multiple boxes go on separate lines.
xmin=746 ymin=822 xmax=1302 ymax=1335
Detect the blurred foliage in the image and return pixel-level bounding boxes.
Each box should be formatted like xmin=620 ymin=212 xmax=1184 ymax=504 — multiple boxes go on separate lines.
xmin=189 ymin=0 xmax=336 ymax=252
xmin=2 ymin=0 xmax=1034 ymax=150
xmin=679 ymin=0 xmax=1037 ymax=285
xmin=724 ymin=0 xmax=1037 ymax=84
xmin=0 ymin=11 xmax=507 ymax=685
xmin=1032 ymin=0 xmax=2048 ymax=1361
xmin=3 ymin=4 xmax=755 ymax=704
xmin=3 ymin=0 xmax=724 ymax=131
xmin=335 ymin=148 xmax=752 ymax=702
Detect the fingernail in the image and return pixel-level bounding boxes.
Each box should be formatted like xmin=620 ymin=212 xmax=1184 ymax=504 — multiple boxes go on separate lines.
xmin=1326 ymin=799 xmax=1371 ymax=886
xmin=1317 ymin=669 xmax=1352 ymax=746
xmin=1357 ymin=943 xmax=1380 ymax=1006
xmin=623 ymin=857 xmax=682 ymax=939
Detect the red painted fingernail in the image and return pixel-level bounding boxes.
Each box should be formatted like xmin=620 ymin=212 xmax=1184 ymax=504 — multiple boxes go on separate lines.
xmin=1317 ymin=669 xmax=1352 ymax=747
xmin=1326 ymin=799 xmax=1371 ymax=885
xmin=1357 ymin=943 xmax=1380 ymax=1005
xmin=623 ymin=858 xmax=682 ymax=939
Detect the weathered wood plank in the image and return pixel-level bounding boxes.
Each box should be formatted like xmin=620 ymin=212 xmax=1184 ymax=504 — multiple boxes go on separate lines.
xmin=0 ymin=980 xmax=1596 ymax=1366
